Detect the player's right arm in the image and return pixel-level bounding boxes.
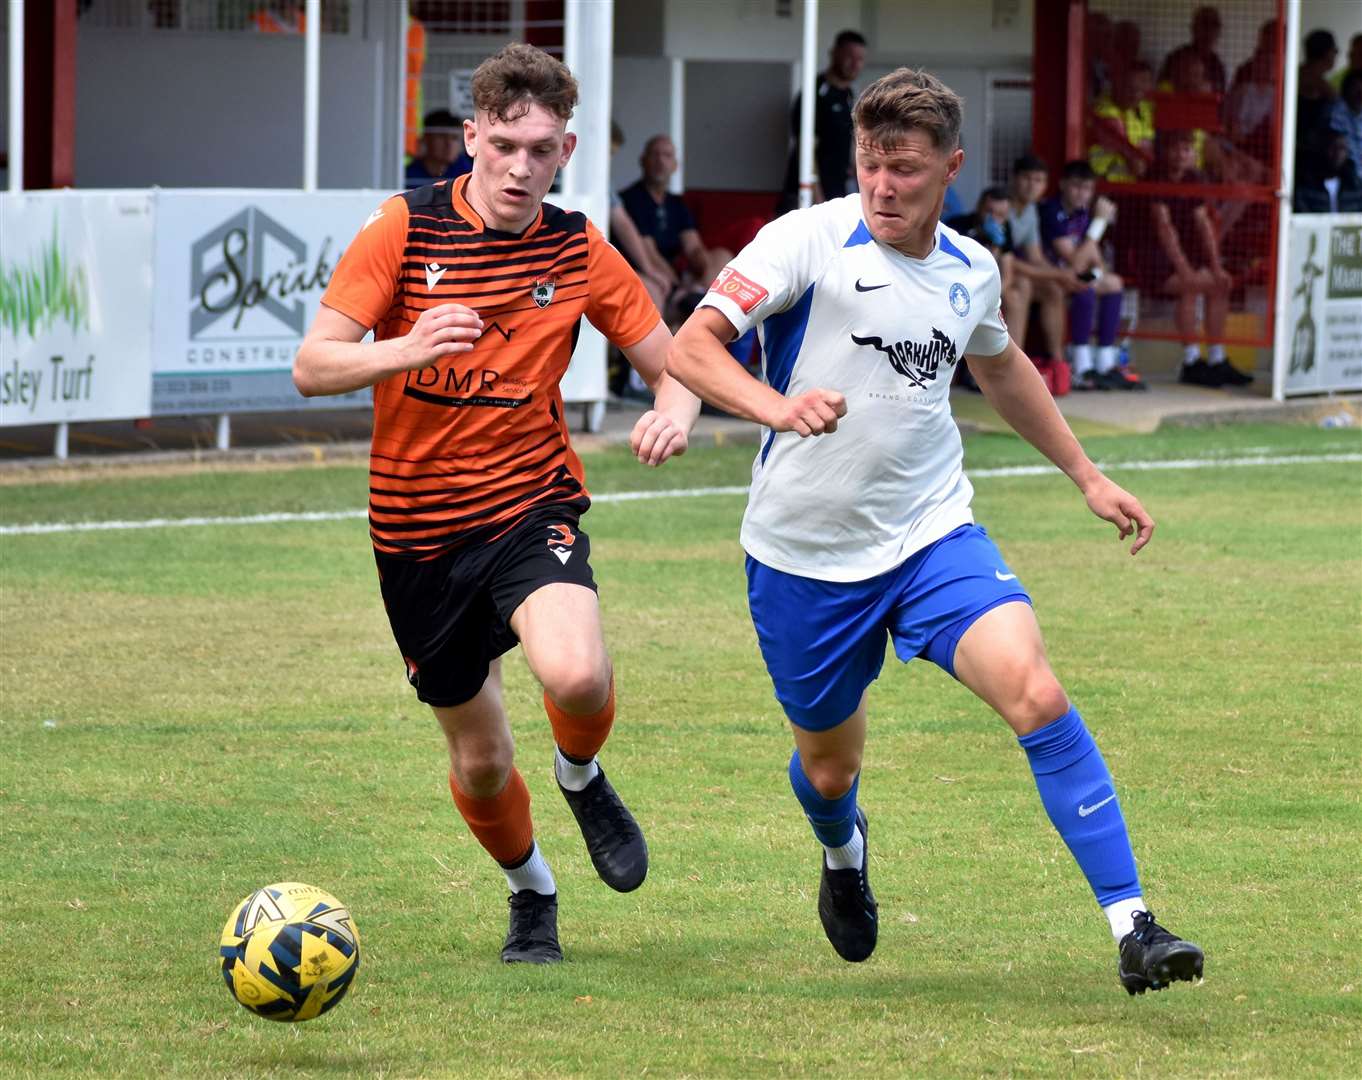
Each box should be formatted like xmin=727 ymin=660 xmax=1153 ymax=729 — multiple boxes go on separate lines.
xmin=294 ymin=303 xmax=485 ymax=397
xmin=670 ymin=306 xmax=845 ymax=436
xmin=293 ymin=194 xmax=483 ymax=397
xmin=669 ymin=216 xmax=846 ymax=435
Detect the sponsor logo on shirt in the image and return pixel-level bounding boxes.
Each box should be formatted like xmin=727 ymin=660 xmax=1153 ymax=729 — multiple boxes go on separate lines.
xmin=850 ymin=326 xmax=958 ymax=388
xmin=709 ymin=267 xmax=769 ymax=314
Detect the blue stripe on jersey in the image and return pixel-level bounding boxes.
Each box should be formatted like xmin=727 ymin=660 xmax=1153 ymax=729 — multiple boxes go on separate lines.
xmin=938 ymin=231 xmax=972 ymax=267
xmin=844 ymin=220 xmax=874 ymax=247
xmin=758 ymin=283 xmax=816 ymax=465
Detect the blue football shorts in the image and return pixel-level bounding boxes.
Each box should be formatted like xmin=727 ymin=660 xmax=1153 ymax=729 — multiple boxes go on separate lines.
xmin=745 ymin=523 xmax=1032 ymax=731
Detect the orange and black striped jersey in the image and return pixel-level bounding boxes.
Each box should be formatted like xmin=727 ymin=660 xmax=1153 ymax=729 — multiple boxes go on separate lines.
xmin=322 ymin=175 xmax=660 ymax=558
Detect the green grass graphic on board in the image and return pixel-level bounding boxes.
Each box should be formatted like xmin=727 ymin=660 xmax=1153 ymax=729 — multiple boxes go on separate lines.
xmin=0 ymin=217 xmax=90 ymax=340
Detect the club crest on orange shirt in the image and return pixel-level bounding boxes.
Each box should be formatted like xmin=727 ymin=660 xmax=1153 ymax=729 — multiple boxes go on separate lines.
xmin=532 ymin=276 xmax=557 ymax=308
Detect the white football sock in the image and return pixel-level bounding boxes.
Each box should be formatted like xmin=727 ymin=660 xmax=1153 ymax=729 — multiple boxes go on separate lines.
xmin=1208 ymin=343 xmax=1227 ymax=363
xmin=823 ymin=827 xmax=865 ymax=871
xmin=1183 ymin=344 xmax=1202 ymax=365
xmin=1103 ymin=896 xmax=1147 ymax=942
xmin=554 ymin=746 xmax=600 ymax=792
xmin=503 ymin=841 xmax=556 ymax=896
xmin=1070 ymin=343 xmax=1094 ymax=376
xmin=1095 ymin=344 xmax=1119 ymax=374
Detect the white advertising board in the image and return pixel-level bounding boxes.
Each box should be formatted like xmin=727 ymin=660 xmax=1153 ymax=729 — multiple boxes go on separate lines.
xmin=1281 ymin=214 xmax=1362 ymax=397
xmin=150 ymin=191 xmax=379 ymax=415
xmin=0 ymin=192 xmax=155 ymax=427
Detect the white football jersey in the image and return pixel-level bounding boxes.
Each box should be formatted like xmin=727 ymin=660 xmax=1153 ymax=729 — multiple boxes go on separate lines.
xmin=699 ymin=195 xmax=1010 ymax=582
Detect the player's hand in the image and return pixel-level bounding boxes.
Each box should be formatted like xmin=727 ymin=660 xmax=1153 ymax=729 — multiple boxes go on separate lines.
xmin=1211 ymin=265 xmax=1234 ymax=290
xmin=1094 ymin=195 xmax=1118 ymax=223
xmin=1083 ymin=476 xmax=1155 ymax=555
xmin=396 ymin=303 xmax=483 ymax=370
xmin=629 ymin=408 xmax=689 ymax=467
xmin=770 ymin=389 xmax=847 ymax=437
xmin=1059 ymin=269 xmax=1087 ymax=293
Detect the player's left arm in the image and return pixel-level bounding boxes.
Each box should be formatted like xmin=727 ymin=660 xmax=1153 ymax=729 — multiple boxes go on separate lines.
xmin=968 ymin=339 xmax=1155 ymax=554
xmin=584 ymin=220 xmax=700 ymax=467
xmin=622 ymin=321 xmax=702 ymax=467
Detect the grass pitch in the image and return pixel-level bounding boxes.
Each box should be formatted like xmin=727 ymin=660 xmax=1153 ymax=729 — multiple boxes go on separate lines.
xmin=2 ymin=422 xmax=1360 ymax=1077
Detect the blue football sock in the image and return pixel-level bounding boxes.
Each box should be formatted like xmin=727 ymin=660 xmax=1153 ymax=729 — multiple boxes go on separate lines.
xmin=1018 ymin=707 xmax=1142 ymax=906
xmin=788 ymin=750 xmax=859 ymax=848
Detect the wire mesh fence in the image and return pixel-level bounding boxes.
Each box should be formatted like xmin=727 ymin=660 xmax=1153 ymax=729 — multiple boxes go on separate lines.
xmin=1084 ymin=0 xmax=1283 ymax=350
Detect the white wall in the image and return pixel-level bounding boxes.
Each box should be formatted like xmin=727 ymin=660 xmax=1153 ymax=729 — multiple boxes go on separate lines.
xmin=685 ymin=60 xmax=792 ymax=190
xmin=870 ymin=0 xmax=1033 ymax=66
xmin=663 ymin=0 xmax=864 ymax=61
xmin=73 ymin=18 xmax=404 ymax=191
xmin=1299 ymin=0 xmax=1362 ymax=60
xmin=611 ymin=55 xmax=673 ymax=193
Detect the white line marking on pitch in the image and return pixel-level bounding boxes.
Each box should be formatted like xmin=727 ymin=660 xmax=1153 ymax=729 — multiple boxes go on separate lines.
xmin=1 ymin=452 xmax=1358 ymax=537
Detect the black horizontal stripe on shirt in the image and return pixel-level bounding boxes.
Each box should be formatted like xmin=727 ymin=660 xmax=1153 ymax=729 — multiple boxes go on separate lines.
xmin=399 ymin=237 xmax=586 ymax=275
xmin=403 ymin=228 xmax=585 ymax=257
xmin=390 ymin=279 xmax=589 ymax=313
xmin=370 ymin=476 xmax=587 ymax=537
xmin=369 ymin=460 xmax=575 ymax=519
xmin=368 ymin=431 xmax=561 ymax=479
xmin=369 ymin=444 xmax=565 ymax=501
xmin=396 ymin=252 xmax=588 ymax=292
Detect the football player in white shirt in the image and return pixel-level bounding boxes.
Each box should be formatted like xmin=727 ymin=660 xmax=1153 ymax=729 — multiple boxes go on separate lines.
xmin=668 ymin=67 xmax=1203 ymax=994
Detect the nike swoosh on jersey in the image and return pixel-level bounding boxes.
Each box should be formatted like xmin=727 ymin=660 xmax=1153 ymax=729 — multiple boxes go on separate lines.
xmin=855 ymin=279 xmax=891 ymax=292
xmin=362 ymin=207 xmax=384 ymax=230
xmin=1078 ymin=793 xmax=1117 ymax=817
xmin=995 ymin=569 xmax=1018 ymax=581
xmin=425 ymin=262 xmax=447 ymax=290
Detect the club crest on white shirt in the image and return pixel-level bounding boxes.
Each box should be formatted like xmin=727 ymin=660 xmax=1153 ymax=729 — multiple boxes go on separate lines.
xmin=949 ymin=282 xmax=971 ymax=317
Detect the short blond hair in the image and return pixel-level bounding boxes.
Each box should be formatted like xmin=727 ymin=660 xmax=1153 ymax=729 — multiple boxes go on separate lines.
xmin=853 ymin=67 xmax=962 ymax=151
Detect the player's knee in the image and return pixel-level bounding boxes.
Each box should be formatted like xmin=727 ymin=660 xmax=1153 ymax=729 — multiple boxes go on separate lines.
xmin=542 ymin=661 xmax=611 ymax=715
xmin=451 ymin=747 xmax=514 ymax=799
xmin=1006 ymin=674 xmax=1070 ymax=736
xmin=801 ymin=753 xmax=862 ymax=800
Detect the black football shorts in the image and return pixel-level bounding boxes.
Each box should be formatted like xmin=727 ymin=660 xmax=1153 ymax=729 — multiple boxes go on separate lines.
xmin=374 ymin=503 xmax=597 ymax=708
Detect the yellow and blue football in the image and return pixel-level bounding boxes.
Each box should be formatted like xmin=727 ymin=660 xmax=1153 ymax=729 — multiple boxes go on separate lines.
xmin=219 ymin=882 xmax=360 ymax=1022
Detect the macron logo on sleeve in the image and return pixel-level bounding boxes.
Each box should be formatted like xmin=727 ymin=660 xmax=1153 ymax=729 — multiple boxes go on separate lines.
xmin=709 ymin=267 xmax=769 ymax=314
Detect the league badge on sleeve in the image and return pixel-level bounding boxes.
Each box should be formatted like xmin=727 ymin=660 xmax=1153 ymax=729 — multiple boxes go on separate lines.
xmin=710 ymin=267 xmax=769 ymax=314
xmin=949 ymin=283 xmax=971 ymax=317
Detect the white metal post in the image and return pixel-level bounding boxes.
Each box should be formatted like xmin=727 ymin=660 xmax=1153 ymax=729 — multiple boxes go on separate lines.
xmin=669 ymin=58 xmax=685 ymax=195
xmin=303 ymin=0 xmax=321 ymax=192
xmin=54 ymin=422 xmax=68 ymax=459
xmin=1271 ymin=0 xmax=1302 ymax=403
xmin=7 ymin=0 xmax=24 ymax=192
xmin=396 ymin=1 xmax=409 ymax=191
xmin=216 ymin=413 xmax=231 ymax=451
xmin=561 ymin=0 xmax=614 ymax=202
xmin=798 ymin=0 xmax=818 ymax=209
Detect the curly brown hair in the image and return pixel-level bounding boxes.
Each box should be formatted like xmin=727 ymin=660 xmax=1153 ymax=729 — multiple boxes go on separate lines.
xmin=470 ymin=43 xmax=578 ymax=123
xmin=853 ymin=67 xmax=962 ymax=152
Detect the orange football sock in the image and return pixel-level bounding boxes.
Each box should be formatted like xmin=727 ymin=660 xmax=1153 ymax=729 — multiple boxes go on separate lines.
xmin=543 ymin=676 xmax=615 ymax=761
xmin=448 ymin=767 xmax=535 ymax=867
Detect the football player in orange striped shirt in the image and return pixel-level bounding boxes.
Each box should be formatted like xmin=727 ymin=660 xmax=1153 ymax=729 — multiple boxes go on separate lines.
xmin=295 ymin=44 xmax=700 ymax=965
